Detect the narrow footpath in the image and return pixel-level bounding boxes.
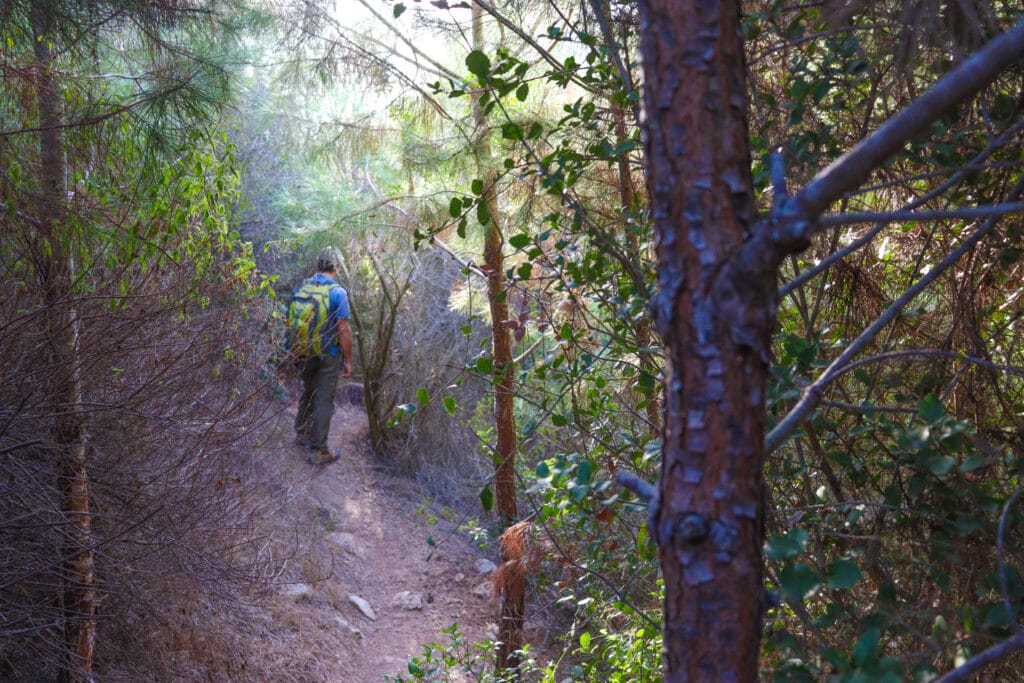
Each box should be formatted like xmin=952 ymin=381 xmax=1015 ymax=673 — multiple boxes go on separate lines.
xmin=246 ymin=400 xmax=497 ymax=682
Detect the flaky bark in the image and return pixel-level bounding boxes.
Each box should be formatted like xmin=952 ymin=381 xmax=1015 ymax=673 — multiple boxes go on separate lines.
xmin=31 ymin=2 xmax=96 ymax=680
xmin=638 ymin=1 xmax=768 ymax=679
xmin=470 ymin=3 xmax=522 ymax=674
xmin=638 ymin=0 xmax=1024 ymax=677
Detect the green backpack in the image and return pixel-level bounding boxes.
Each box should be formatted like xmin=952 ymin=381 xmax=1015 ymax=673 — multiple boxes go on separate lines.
xmin=287 ymin=279 xmax=336 ymax=357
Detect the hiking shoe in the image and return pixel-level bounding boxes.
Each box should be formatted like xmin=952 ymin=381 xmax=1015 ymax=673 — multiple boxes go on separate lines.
xmin=307 ymin=448 xmax=341 ymax=465
xmin=294 ymin=435 xmax=311 ymax=448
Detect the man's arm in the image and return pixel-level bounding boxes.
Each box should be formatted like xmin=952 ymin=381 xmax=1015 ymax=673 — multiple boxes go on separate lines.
xmin=336 ymin=318 xmax=353 ymax=378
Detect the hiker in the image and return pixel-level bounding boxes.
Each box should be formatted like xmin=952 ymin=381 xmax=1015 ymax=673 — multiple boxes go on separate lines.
xmin=287 ymin=256 xmax=353 ymax=464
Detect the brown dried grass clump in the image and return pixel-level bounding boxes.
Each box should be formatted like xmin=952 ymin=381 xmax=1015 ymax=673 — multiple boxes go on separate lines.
xmin=492 ymin=521 xmax=544 ymax=601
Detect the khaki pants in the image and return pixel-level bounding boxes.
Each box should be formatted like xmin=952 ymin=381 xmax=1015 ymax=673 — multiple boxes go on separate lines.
xmin=295 ymin=355 xmax=340 ymax=451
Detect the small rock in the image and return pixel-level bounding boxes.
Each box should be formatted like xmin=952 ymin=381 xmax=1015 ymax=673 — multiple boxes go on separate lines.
xmin=475 ymin=558 xmax=498 ymax=575
xmin=454 ymin=572 xmax=465 ymax=583
xmin=334 ymin=616 xmax=363 ymax=639
xmin=348 ymin=594 xmax=377 ymax=620
xmin=392 ymin=591 xmax=424 ymax=610
xmin=281 ymin=583 xmax=312 ymax=600
xmin=328 ymin=532 xmax=365 ymax=558
xmin=472 ymin=581 xmax=492 ymax=599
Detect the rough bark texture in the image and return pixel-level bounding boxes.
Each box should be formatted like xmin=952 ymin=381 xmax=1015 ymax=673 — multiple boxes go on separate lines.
xmin=638 ymin=0 xmax=771 ymax=680
xmin=31 ymin=2 xmax=97 ymax=680
xmin=471 ymin=4 xmax=523 ymax=674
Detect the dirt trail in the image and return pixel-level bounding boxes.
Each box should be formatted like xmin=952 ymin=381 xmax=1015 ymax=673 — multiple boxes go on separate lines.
xmin=249 ymin=400 xmax=496 ymax=682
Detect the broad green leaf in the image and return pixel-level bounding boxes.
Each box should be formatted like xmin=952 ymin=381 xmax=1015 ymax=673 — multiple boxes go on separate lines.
xmin=919 ymin=394 xmax=945 ymax=424
xmin=927 ymin=454 xmax=956 ymax=477
xmin=449 ymin=197 xmax=461 ymax=218
xmin=442 ymin=396 xmax=456 ymax=415
xmin=471 ymin=178 xmax=484 ymax=195
xmin=780 ymin=562 xmax=819 ymax=600
xmin=579 ymin=631 xmax=591 ymax=649
xmin=477 ymin=199 xmax=491 ymax=226
xmin=501 ymin=123 xmax=524 ymax=140
xmin=765 ymin=528 xmax=809 ymax=561
xmin=416 ymin=387 xmax=429 ymax=405
xmin=516 ymin=263 xmax=532 ymax=279
xmin=959 ymin=453 xmax=986 ymax=472
xmin=826 ymin=559 xmax=862 ymax=589
xmin=475 ymin=357 xmax=493 ymax=374
xmin=577 ymin=459 xmax=593 ymax=484
xmin=508 ymin=233 xmax=530 ymax=249
xmin=853 ymin=628 xmax=880 ymax=667
xmin=393 ymin=3 xmax=406 ymax=18
xmin=466 ymin=50 xmax=491 ymax=78
xmin=480 ymin=485 xmax=494 ymax=512
xmin=516 ymin=83 xmax=529 ymax=101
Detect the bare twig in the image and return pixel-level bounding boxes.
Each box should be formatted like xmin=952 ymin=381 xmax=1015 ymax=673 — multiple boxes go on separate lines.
xmin=817 ymin=201 xmax=1024 ymax=226
xmin=766 ymin=177 xmax=1024 ymax=453
xmin=783 ymin=20 xmax=1024 ymax=231
xmin=933 ymin=628 xmax=1024 ymax=682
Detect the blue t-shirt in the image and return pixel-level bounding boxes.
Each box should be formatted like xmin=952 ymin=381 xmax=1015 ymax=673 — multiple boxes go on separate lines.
xmin=310 ymin=273 xmax=349 ymax=356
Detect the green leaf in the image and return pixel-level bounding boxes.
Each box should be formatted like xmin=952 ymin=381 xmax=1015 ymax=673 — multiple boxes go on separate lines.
xmin=501 ymin=123 xmax=524 ymax=140
xmin=516 ymin=263 xmax=532 ymax=279
xmin=552 ymin=413 xmax=568 ymax=427
xmin=477 ymin=199 xmax=491 ymax=226
xmin=480 ymin=486 xmax=494 ymax=512
xmin=919 ymin=394 xmax=945 ymax=424
xmin=471 ymin=178 xmax=484 ymax=195
xmin=516 ymin=83 xmax=529 ymax=101
xmin=577 ymin=459 xmax=593 ymax=484
xmin=959 ymin=453 xmax=986 ymax=472
xmin=475 ymin=357 xmax=493 ymax=374
xmin=579 ymin=631 xmax=591 ymax=649
xmin=780 ymin=562 xmax=820 ymax=600
xmin=416 ymin=387 xmax=429 ymax=405
xmin=442 ymin=396 xmax=456 ymax=415
xmin=826 ymin=559 xmax=863 ymax=589
xmin=508 ymin=233 xmax=530 ymax=249
xmin=466 ymin=49 xmax=491 ymax=78
xmin=853 ymin=628 xmax=880 ymax=667
xmin=449 ymin=197 xmax=461 ymax=218
xmin=634 ymin=371 xmax=656 ymax=394
xmin=526 ymin=122 xmax=544 ymax=139
xmin=927 ymin=454 xmax=956 ymax=477
xmin=765 ymin=528 xmax=809 ymax=561
xmin=393 ymin=3 xmax=406 ymax=18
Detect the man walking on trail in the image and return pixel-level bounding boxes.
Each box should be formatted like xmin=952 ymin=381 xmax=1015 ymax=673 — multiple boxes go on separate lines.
xmin=288 ymin=257 xmax=353 ymax=465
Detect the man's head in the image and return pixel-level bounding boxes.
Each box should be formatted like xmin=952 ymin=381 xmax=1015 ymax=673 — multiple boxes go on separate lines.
xmin=316 ymin=257 xmax=336 ymax=275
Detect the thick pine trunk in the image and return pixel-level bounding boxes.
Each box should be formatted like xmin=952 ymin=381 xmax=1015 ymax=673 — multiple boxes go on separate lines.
xmin=31 ymin=3 xmax=97 ymax=680
xmin=470 ymin=4 xmax=523 ymax=674
xmin=637 ymin=0 xmax=771 ymax=680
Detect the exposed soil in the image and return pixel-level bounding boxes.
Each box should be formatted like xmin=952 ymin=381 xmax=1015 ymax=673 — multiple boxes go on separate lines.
xmin=241 ymin=398 xmax=499 ymax=682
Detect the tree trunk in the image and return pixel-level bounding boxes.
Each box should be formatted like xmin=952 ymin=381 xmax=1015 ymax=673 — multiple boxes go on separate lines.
xmin=31 ymin=3 xmax=97 ymax=680
xmin=637 ymin=0 xmax=770 ymax=680
xmin=470 ymin=3 xmax=523 ymax=674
